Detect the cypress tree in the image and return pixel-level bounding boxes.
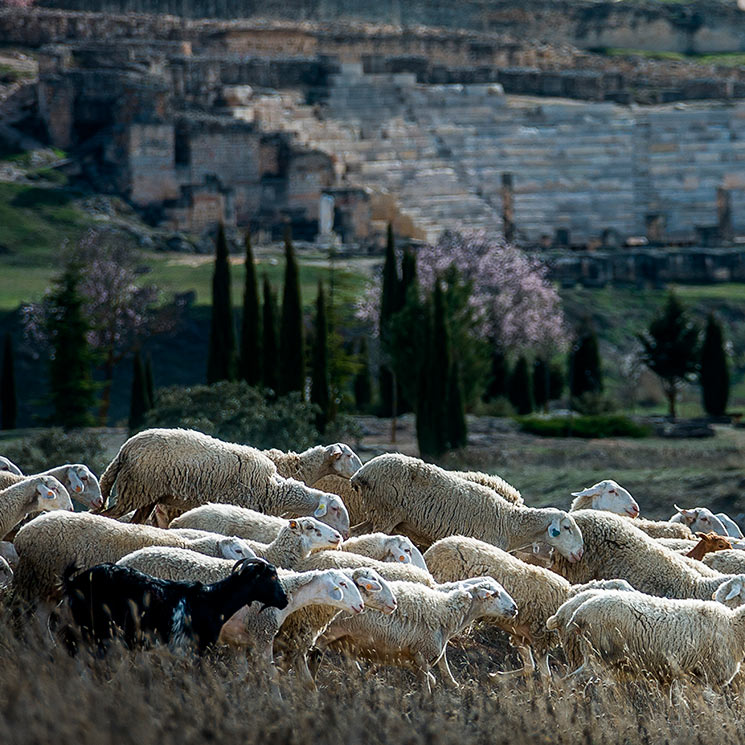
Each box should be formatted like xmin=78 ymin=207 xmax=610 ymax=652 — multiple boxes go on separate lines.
xmin=430 ymin=280 xmax=451 ymax=455
xmin=379 ymin=223 xmax=399 ymax=416
xmin=637 ymin=292 xmax=699 ymax=419
xmin=262 ymin=274 xmax=279 ymax=394
xmin=484 ymin=348 xmax=509 ymax=401
xmin=395 ymin=247 xmax=417 ymax=414
xmin=354 ymin=338 xmax=372 ymax=412
xmin=416 ymin=297 xmax=438 ymax=459
xmin=700 ymin=312 xmax=729 ymax=417
xmin=311 ymin=282 xmax=331 ymax=434
xmin=533 ymin=358 xmax=549 ymax=412
xmin=549 ymin=360 xmax=565 ymax=401
xmin=278 ymin=227 xmax=305 ymax=397
xmin=128 ymin=350 xmax=149 ymax=433
xmin=569 ymin=322 xmax=603 ymax=400
xmin=446 ymin=359 xmax=467 ymax=450
xmin=206 ymin=223 xmax=237 ymax=384
xmin=1 ymin=333 xmax=17 ymax=430
xmin=239 ymin=230 xmax=261 ymax=386
xmin=144 ymin=355 xmax=155 ymax=410
xmin=508 ymin=355 xmax=534 ymax=415
xmin=46 ymin=263 xmax=96 ymax=428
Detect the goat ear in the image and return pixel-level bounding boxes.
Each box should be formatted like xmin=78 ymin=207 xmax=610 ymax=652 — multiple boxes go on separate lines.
xmin=695 ymin=532 xmax=706 ymax=539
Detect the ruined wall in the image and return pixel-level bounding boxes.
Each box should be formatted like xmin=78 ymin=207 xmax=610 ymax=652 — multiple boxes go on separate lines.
xmin=31 ymin=0 xmax=745 ymax=54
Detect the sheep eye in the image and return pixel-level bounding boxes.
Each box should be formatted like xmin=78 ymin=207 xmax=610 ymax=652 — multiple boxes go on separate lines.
xmin=609 ymin=490 xmax=617 ymax=495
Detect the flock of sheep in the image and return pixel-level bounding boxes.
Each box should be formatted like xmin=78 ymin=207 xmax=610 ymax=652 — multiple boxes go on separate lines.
xmin=3 ymin=428 xmax=745 ymax=692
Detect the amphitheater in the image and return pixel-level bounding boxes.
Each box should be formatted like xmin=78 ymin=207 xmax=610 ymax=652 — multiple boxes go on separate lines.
xmin=3 ymin=2 xmax=745 ymax=255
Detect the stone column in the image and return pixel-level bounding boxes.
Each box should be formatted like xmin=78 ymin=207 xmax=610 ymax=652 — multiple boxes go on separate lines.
xmin=717 ymin=187 xmax=734 ymax=245
xmin=501 ymin=173 xmax=515 ymax=243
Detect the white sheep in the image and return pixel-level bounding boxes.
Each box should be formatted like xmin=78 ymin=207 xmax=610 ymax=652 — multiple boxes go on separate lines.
xmin=312 ymin=475 xmax=364 ymax=526
xmin=628 ymin=517 xmax=694 ymax=540
xmin=0 ymin=457 xmax=22 ymax=476
xmin=569 ymin=480 xmax=640 ymax=518
xmin=550 ymin=509 xmax=740 ymax=600
xmin=0 ymin=475 xmax=73 ymax=540
xmin=12 ymin=510 xmax=264 ymax=602
xmin=263 ymin=443 xmax=362 ymax=485
xmin=349 ymin=453 xmax=584 ymax=560
xmin=712 ymin=575 xmax=745 ymax=609
xmin=0 ymin=464 xmax=101 ymax=511
xmin=222 ymin=516 xmax=342 ymax=569
xmin=341 ymin=533 xmax=428 ymax=571
xmin=423 ymin=535 xmax=633 ymax=677
xmin=669 ymin=505 xmax=727 ymax=536
xmin=551 ymin=589 xmax=745 ymax=687
xmin=97 ymin=428 xmax=350 ymax=537
xmin=715 ymin=512 xmax=744 ymax=539
xmin=703 ymin=550 xmax=745 ymax=575
xmin=318 ymin=577 xmax=518 ymax=691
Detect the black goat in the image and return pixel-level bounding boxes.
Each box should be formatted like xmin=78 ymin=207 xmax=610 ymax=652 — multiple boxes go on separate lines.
xmin=61 ymin=557 xmax=288 ymax=654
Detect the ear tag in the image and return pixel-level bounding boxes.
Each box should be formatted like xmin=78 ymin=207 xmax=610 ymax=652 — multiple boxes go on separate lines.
xmin=549 ymin=526 xmax=561 ymax=538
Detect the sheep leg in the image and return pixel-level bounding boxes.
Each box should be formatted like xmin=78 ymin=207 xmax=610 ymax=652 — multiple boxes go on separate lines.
xmin=414 ymin=652 xmax=434 ymax=693
xmin=436 ymin=652 xmax=459 ymax=688
xmin=293 ymin=653 xmax=318 ymax=691
xmin=130 ymin=504 xmax=157 ymax=525
xmin=538 ymin=653 xmax=552 ymax=681
xmin=490 ymin=644 xmax=535 ymax=679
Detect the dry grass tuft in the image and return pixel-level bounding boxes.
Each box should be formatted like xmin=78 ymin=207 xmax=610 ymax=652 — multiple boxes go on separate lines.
xmin=1 ymin=607 xmax=744 ymax=745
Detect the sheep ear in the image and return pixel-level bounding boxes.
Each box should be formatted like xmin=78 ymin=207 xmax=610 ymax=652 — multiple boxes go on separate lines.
xmin=570 ymin=486 xmax=600 ymax=498
xmin=548 ymin=519 xmax=561 ymax=539
xmin=314 ymin=502 xmax=328 ymax=518
xmin=330 ymin=586 xmax=343 ymax=602
xmin=475 ymin=587 xmax=494 ymax=600
xmin=362 ymin=579 xmax=382 ymax=593
xmin=725 ymin=584 xmax=741 ymax=601
xmin=327 ymin=444 xmax=343 ymax=459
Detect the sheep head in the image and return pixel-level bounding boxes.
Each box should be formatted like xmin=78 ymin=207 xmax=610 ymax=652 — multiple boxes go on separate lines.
xmin=571 ymin=479 xmax=639 ymax=518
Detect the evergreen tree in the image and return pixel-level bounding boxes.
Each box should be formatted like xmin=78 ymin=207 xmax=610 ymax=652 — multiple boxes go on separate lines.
xmin=278 ymin=227 xmax=305 ymax=397
xmin=206 ymin=223 xmax=237 ymax=384
xmin=416 ymin=297 xmax=438 ymax=459
xmin=638 ymin=292 xmax=700 ymax=419
xmin=700 ymin=312 xmax=729 ymax=417
xmin=508 ymin=355 xmax=534 ymax=415
xmin=430 ymin=280 xmax=451 ymax=455
xmin=311 ymin=283 xmax=331 ymax=434
xmin=379 ymin=223 xmax=399 ymax=416
xmin=353 ymin=338 xmax=373 ymax=412
xmin=1 ymin=333 xmax=17 ymax=430
xmin=128 ymin=350 xmax=149 ymax=433
xmin=262 ymin=274 xmax=279 ymax=394
xmin=484 ymin=348 xmax=509 ymax=401
xmin=533 ymin=357 xmax=549 ymax=412
xmin=46 ymin=263 xmax=96 ymax=428
xmin=549 ymin=360 xmax=565 ymax=401
xmin=569 ymin=322 xmax=603 ymax=401
xmin=239 ymin=230 xmax=261 ymax=386
xmin=144 ymin=355 xmax=155 ymax=410
xmin=446 ymin=359 xmax=467 ymax=450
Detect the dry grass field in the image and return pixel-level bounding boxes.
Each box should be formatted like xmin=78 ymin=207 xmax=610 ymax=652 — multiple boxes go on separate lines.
xmin=1 ymin=613 xmax=744 ymax=745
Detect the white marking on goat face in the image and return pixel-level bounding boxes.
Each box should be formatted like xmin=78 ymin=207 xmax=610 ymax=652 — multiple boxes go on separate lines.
xmin=170 ymin=598 xmax=190 ymax=649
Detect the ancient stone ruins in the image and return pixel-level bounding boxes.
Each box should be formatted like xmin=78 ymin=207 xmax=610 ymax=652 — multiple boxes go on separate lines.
xmin=3 ymin=2 xmax=745 ymax=284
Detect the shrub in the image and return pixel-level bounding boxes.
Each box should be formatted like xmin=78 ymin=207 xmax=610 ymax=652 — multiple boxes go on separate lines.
xmin=3 ymin=428 xmax=107 ymax=475
xmin=141 ymin=381 xmax=318 ymax=451
xmin=517 ymin=414 xmax=651 ymax=439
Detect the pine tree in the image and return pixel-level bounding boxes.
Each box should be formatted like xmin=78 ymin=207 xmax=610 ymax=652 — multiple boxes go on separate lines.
xmin=206 ymin=223 xmax=237 ymax=384
xmin=446 ymin=359 xmax=467 ymax=450
xmin=638 ymin=292 xmax=700 ymax=419
xmin=379 ymin=223 xmax=399 ymax=416
xmin=354 ymin=338 xmax=373 ymax=412
xmin=533 ymin=357 xmax=549 ymax=412
xmin=46 ymin=263 xmax=96 ymax=428
xmin=262 ymin=274 xmax=279 ymax=394
xmin=278 ymin=227 xmax=305 ymax=397
xmin=1 ymin=333 xmax=17 ymax=430
xmin=239 ymin=230 xmax=261 ymax=386
xmin=311 ymin=282 xmax=331 ymax=434
xmin=128 ymin=349 xmax=149 ymax=433
xmin=144 ymin=355 xmax=155 ymax=410
xmin=700 ymin=312 xmax=729 ymax=417
xmin=569 ymin=322 xmax=603 ymax=400
xmin=508 ymin=355 xmax=534 ymax=415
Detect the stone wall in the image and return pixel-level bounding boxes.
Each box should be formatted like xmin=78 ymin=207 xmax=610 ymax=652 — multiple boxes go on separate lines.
xmin=31 ymin=0 xmax=745 ymax=54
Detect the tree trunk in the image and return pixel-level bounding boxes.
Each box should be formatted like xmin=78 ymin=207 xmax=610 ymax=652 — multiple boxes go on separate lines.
xmin=666 ymin=385 xmax=677 ymax=420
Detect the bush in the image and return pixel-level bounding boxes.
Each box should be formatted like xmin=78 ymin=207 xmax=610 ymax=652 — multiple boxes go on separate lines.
xmin=517 ymin=414 xmax=652 ymax=439
xmin=3 ymin=428 xmax=107 ymax=474
xmin=570 ymin=391 xmax=617 ymax=415
xmin=142 ymin=381 xmax=319 ymax=451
